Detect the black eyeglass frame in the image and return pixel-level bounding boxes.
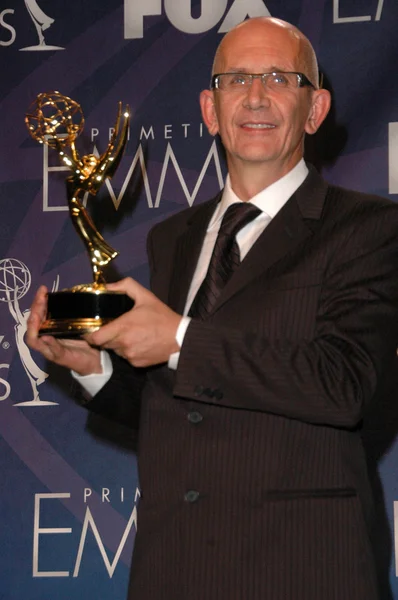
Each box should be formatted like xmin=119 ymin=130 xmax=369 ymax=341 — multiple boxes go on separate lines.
xmin=210 ymin=71 xmax=316 ymax=91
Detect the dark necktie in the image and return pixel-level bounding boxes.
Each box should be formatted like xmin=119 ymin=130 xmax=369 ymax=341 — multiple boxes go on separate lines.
xmin=189 ymin=202 xmax=261 ymax=319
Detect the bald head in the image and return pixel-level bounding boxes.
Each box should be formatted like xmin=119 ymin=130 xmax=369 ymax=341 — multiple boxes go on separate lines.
xmin=213 ymin=17 xmax=320 ymax=89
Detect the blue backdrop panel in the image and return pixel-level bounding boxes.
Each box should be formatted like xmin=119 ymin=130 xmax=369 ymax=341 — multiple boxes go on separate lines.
xmin=0 ymin=1 xmax=397 ymax=598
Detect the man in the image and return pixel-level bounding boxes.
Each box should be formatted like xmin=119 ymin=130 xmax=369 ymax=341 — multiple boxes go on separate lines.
xmin=27 ymin=17 xmax=398 ymax=600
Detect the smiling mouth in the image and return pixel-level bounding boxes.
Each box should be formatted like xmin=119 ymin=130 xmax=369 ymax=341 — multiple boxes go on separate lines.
xmin=241 ymin=123 xmax=276 ymax=129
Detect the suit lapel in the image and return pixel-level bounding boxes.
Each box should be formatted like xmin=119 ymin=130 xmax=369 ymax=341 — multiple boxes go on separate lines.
xmin=212 ymin=166 xmax=329 ymax=313
xmin=167 ymin=166 xmax=328 ymax=316
xmin=167 ymin=195 xmax=221 ymax=313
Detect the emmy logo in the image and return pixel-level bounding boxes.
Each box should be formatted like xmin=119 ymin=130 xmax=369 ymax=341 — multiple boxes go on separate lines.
xmin=20 ymin=0 xmax=64 ymax=52
xmin=0 ymin=258 xmax=59 ymax=406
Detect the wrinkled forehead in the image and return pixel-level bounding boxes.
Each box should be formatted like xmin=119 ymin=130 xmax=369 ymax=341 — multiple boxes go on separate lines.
xmin=214 ymin=24 xmax=304 ymax=74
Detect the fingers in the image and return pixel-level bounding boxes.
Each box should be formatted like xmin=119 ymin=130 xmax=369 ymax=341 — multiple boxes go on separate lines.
xmin=84 ymin=295 xmax=182 ymax=367
xmin=28 ymin=330 xmax=102 ymax=374
xmin=84 ymin=312 xmax=129 ymax=348
xmin=106 ymin=277 xmax=152 ymax=304
xmin=35 ymin=335 xmax=65 ymax=363
xmin=26 ymin=286 xmax=48 ymax=347
xmin=85 ymin=277 xmax=153 ymax=347
xmin=31 ymin=285 xmax=48 ymax=320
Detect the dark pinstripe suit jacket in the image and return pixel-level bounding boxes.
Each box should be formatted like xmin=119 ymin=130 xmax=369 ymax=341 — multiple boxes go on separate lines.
xmin=91 ymin=166 xmax=398 ymax=600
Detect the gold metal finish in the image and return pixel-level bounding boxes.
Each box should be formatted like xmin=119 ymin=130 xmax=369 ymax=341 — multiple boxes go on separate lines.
xmin=68 ymin=283 xmax=107 ymax=293
xmin=26 ymin=91 xmax=130 ymax=286
xmin=39 ymin=318 xmax=109 ymax=337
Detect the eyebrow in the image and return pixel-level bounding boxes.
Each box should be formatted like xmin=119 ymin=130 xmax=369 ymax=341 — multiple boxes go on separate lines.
xmin=223 ymin=66 xmax=292 ymax=73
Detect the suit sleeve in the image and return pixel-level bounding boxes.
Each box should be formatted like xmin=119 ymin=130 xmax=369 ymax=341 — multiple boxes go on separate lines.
xmin=173 ymin=203 xmax=398 ymax=429
xmin=82 ymin=352 xmax=146 ymax=429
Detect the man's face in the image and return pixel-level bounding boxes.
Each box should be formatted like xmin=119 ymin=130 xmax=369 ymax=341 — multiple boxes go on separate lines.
xmin=201 ymin=22 xmax=324 ymax=177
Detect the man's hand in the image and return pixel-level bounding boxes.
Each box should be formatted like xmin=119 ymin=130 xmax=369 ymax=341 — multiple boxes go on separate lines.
xmin=85 ymin=278 xmax=182 ymax=367
xmin=26 ymin=285 xmax=103 ymax=376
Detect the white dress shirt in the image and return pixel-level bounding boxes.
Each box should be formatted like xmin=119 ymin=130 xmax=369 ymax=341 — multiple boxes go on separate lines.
xmin=73 ymin=159 xmax=309 ymax=395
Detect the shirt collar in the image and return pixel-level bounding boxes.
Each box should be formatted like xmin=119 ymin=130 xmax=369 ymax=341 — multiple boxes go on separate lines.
xmin=208 ymin=159 xmax=309 ymax=231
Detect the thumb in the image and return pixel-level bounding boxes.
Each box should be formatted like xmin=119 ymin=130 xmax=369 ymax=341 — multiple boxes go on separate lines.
xmin=106 ymin=277 xmax=149 ymax=302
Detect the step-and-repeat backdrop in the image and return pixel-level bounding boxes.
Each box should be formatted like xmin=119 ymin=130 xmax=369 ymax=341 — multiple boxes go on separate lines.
xmin=1 ymin=1 xmax=397 ymax=599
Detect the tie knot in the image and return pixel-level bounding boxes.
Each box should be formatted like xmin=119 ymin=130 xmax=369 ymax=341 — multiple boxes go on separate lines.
xmin=220 ymin=202 xmax=262 ymax=238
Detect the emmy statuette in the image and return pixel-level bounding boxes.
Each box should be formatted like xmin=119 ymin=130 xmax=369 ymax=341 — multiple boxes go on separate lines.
xmin=26 ymin=91 xmax=134 ymax=338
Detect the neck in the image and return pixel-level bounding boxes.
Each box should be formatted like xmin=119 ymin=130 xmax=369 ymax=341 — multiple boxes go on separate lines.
xmin=228 ymin=159 xmax=302 ymax=201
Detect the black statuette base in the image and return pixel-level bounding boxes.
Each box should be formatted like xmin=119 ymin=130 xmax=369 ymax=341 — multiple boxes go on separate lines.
xmin=39 ymin=291 xmax=135 ymax=339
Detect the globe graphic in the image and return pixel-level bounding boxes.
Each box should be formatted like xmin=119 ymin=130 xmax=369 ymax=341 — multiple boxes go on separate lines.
xmin=0 ymin=258 xmax=31 ymax=303
xmin=25 ymin=91 xmax=84 ymax=149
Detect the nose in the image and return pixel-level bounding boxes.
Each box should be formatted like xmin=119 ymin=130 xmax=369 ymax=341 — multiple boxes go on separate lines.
xmin=243 ymin=77 xmax=270 ymax=110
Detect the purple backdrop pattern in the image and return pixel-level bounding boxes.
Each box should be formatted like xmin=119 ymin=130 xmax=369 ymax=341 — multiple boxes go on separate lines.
xmin=0 ymin=1 xmax=397 ymax=599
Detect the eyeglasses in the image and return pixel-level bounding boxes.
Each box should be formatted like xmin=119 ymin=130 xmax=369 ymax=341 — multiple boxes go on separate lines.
xmin=211 ymin=72 xmax=316 ymax=92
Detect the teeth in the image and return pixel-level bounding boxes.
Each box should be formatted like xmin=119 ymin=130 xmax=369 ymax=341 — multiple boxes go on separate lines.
xmin=244 ymin=123 xmax=274 ymax=129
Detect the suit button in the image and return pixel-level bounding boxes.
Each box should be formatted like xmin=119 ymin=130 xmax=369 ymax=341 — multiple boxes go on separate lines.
xmin=187 ymin=411 xmax=203 ymax=424
xmin=184 ymin=490 xmax=200 ymax=503
xmin=194 ymin=385 xmax=204 ymax=397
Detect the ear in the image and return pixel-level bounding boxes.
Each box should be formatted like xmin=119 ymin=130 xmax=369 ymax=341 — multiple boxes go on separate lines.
xmin=304 ymin=88 xmax=331 ymax=135
xmin=200 ymin=90 xmax=219 ymax=136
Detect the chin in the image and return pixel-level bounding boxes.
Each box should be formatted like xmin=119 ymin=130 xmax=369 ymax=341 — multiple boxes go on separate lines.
xmin=237 ymin=150 xmax=278 ymax=164
xmin=234 ymin=143 xmax=278 ymax=162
